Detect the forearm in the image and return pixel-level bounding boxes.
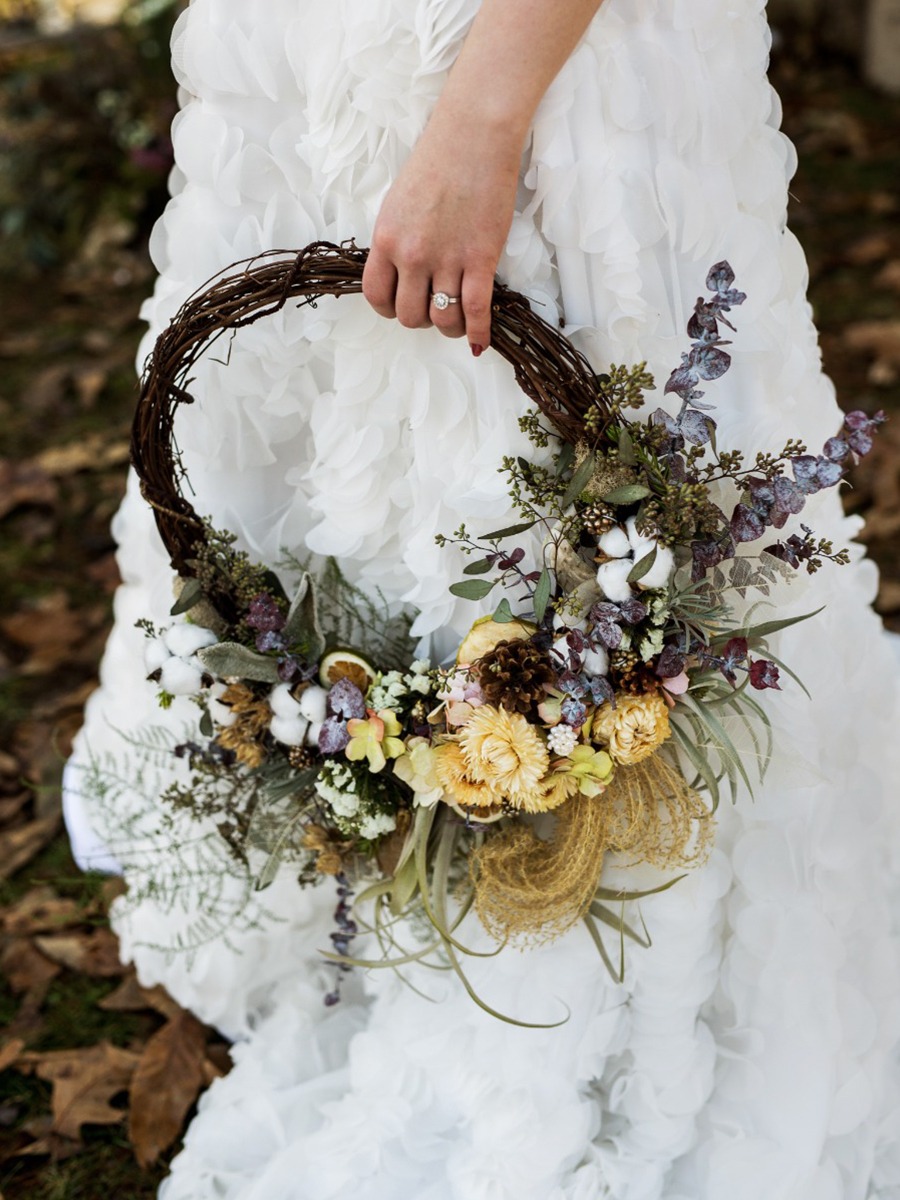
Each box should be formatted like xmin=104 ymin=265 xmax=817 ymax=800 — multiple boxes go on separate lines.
xmin=363 ymin=0 xmax=605 ymax=348
xmin=431 ymin=0 xmax=605 ymax=151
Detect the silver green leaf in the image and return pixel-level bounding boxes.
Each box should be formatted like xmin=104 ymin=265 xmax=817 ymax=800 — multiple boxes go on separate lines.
xmin=627 ymin=544 xmax=658 ymax=584
xmin=449 ymin=578 xmax=496 ymax=601
xmin=198 ymin=641 xmax=282 ymax=682
xmin=602 ymin=483 xmax=652 ymax=505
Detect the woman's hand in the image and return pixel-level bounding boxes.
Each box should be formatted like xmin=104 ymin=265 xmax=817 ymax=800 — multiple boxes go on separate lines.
xmin=362 ymin=0 xmax=605 ymax=354
xmin=362 ymin=116 xmax=521 ymax=356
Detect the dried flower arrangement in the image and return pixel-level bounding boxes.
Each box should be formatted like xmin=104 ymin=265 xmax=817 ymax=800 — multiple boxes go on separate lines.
xmin=128 ymin=243 xmax=883 ymax=1021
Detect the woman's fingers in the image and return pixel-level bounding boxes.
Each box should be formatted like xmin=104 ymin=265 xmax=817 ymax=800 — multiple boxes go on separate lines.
xmin=394 ymin=267 xmax=433 ymax=329
xmin=361 ymin=248 xmax=399 ymax=319
xmin=429 ymin=279 xmax=466 ymax=339
xmin=362 ymin=232 xmax=496 ymax=349
xmin=461 ymin=265 xmax=496 ymax=353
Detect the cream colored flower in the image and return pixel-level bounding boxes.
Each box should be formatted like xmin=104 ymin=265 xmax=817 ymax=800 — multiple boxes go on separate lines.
xmin=433 ymin=743 xmax=503 ymax=815
xmin=393 ymin=737 xmax=443 ymax=807
xmin=458 ymin=705 xmax=550 ymax=809
xmin=456 ymin=616 xmax=537 ymax=665
xmin=591 ymin=692 xmax=671 ymax=765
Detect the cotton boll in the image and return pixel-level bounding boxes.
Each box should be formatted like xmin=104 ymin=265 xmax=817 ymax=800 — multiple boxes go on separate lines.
xmin=270 ymin=683 xmax=303 ymax=719
xmin=583 ymin=645 xmax=609 ymax=677
xmin=270 ymin=714 xmax=310 ymax=747
xmin=305 ymin=721 xmax=323 ymax=748
xmin=158 ymin=656 xmax=205 ymax=696
xmin=625 ymin=516 xmax=656 ymax=559
xmin=596 ymin=558 xmax=634 ymax=603
xmin=553 ymin=634 xmax=585 ymax=667
xmin=598 ymin=525 xmax=631 ymax=558
xmin=639 ymin=543 xmax=676 ymax=589
xmin=143 ymin=637 xmax=171 ymax=675
xmin=207 ymin=682 xmax=236 ymax=728
xmin=553 ymin=611 xmax=588 ymax=633
xmin=163 ymin=622 xmax=218 ymax=658
xmin=298 ymin=685 xmax=328 ymax=724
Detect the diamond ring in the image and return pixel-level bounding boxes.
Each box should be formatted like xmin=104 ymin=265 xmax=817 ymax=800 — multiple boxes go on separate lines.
xmin=431 ymin=292 xmax=460 ymax=311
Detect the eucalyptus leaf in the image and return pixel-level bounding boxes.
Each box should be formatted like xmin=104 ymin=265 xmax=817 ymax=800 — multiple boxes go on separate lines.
xmin=463 ymin=557 xmax=494 ymax=575
xmin=492 ymin=598 xmax=515 ymax=623
xmin=627 ymin=544 xmax=658 ymax=584
xmin=480 ymin=520 xmax=537 ymax=541
xmin=449 ymin=578 xmax=496 ymax=601
xmin=616 ymin=428 xmax=637 ymax=467
xmin=532 ymin=567 xmax=552 ymax=623
xmin=198 ymin=707 xmax=214 ymax=738
xmin=602 ymin=483 xmax=652 ymax=505
xmin=170 ymin=578 xmax=204 ymax=617
xmin=555 ymin=441 xmax=575 ymax=477
xmin=198 ymin=641 xmax=281 ymax=683
xmin=562 ymin=453 xmax=596 ymax=508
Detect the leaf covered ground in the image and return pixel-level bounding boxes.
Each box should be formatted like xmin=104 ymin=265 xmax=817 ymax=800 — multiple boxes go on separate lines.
xmin=0 ymin=22 xmax=898 ymax=1200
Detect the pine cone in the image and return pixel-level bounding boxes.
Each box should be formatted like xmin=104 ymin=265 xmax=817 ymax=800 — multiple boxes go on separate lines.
xmin=476 ymin=638 xmax=556 ymax=714
xmin=581 ymin=501 xmax=616 ymax=536
xmin=609 ymin=648 xmax=661 ymax=696
xmin=288 ymin=746 xmax=316 ymax=770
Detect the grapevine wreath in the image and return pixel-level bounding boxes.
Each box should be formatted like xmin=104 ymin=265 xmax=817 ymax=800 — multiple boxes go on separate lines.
xmin=129 ymin=240 xmax=882 ymax=1020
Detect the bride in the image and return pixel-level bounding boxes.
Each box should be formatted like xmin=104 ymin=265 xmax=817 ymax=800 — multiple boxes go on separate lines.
xmin=64 ymin=0 xmax=900 ymax=1196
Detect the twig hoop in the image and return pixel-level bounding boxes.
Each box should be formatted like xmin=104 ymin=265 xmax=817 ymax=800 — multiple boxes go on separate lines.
xmin=132 ymin=240 xmax=608 ymax=576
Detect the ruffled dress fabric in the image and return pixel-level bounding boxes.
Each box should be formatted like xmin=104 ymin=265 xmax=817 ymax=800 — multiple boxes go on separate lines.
xmin=62 ymin=0 xmax=900 ymax=1196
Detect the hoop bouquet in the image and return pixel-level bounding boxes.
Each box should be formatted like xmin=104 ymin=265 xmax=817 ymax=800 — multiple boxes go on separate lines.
xmin=131 ymin=241 xmax=882 ymax=1020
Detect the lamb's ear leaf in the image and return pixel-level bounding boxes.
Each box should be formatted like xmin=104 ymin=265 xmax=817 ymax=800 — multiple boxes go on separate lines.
xmin=283 ymin=573 xmax=325 ymax=660
xmin=198 ymin=642 xmax=281 ymax=682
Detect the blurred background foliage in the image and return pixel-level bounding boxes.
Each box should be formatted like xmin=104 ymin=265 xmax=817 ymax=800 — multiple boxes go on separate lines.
xmin=0 ymin=0 xmax=180 ymax=274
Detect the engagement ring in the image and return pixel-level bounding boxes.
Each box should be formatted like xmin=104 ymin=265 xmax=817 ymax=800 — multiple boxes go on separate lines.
xmin=431 ymin=292 xmax=460 ymax=311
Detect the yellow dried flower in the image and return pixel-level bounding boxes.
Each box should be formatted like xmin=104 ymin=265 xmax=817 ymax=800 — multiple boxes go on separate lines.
xmin=591 ymin=692 xmax=671 ymax=765
xmin=536 ymin=771 xmax=580 ymax=812
xmin=458 ymin=705 xmax=550 ymax=810
xmin=434 ymin=743 xmax=503 ymax=814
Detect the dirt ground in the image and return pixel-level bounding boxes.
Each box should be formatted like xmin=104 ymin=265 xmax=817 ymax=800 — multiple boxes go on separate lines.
xmin=0 ymin=30 xmax=898 ymax=1200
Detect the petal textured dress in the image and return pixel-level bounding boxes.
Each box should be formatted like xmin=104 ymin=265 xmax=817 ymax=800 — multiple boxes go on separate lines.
xmin=64 ymin=1 xmax=900 ymax=1196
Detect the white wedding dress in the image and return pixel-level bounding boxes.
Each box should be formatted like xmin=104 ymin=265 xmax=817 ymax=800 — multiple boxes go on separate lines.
xmin=63 ymin=1 xmax=900 ymax=1197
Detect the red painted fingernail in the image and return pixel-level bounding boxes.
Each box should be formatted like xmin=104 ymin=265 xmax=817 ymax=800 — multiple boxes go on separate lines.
xmin=471 ymin=344 xmax=484 ymax=358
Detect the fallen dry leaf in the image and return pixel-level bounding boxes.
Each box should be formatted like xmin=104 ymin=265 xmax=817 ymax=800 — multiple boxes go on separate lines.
xmin=72 ymin=367 xmax=108 ymax=409
xmin=128 ymin=1011 xmax=208 ymax=1168
xmin=877 ymin=580 xmax=900 ymax=615
xmin=0 ymin=1039 xmax=26 ymax=1073
xmin=844 ymin=232 xmax=893 ymax=266
xmin=16 ymin=1042 xmax=140 ymax=1141
xmin=0 ymin=459 xmax=59 ymax=520
xmin=1 ymin=887 xmax=86 ymax=937
xmin=0 ymin=591 xmax=93 ymax=676
xmin=99 ymin=972 xmax=182 ymax=1020
xmin=34 ymin=432 xmax=130 ymax=478
xmin=0 ymin=814 xmax=62 ymax=881
xmin=0 ymin=793 xmax=30 ymax=827
xmin=0 ymin=749 xmax=20 ymax=778
xmin=845 ymin=320 xmax=900 ymax=368
xmin=875 ymin=260 xmax=900 ymax=292
xmin=34 ymin=928 xmax=125 ymax=977
xmin=1 ymin=938 xmax=62 ymax=997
